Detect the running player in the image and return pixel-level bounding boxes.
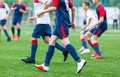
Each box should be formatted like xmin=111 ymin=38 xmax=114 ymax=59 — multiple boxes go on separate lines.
xmin=87 ymin=0 xmax=108 ymax=59
xmin=11 ymin=0 xmax=27 ymax=41
xmin=21 ymin=0 xmax=68 ymax=63
xmin=0 ymin=0 xmax=11 ymax=42
xmin=35 ymin=0 xmax=87 ymax=73
xmin=78 ymin=1 xmax=96 ymax=54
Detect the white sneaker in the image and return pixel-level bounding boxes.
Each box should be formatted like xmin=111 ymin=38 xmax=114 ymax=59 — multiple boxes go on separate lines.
xmin=80 ymin=49 xmax=90 ymax=54
xmin=35 ymin=64 xmax=49 ymax=72
xmin=78 ymin=47 xmax=85 ymax=52
xmin=76 ymin=59 xmax=87 ymax=73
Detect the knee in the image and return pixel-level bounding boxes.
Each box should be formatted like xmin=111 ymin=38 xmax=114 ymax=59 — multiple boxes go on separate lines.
xmin=31 ymin=37 xmax=37 ymax=41
xmin=44 ymin=39 xmax=49 ymax=44
xmin=61 ymin=38 xmax=70 ymax=46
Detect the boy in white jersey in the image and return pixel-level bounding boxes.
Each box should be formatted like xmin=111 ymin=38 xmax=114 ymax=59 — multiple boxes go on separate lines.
xmin=78 ymin=1 xmax=96 ymax=54
xmin=0 ymin=0 xmax=11 ymax=42
xmin=21 ymin=0 xmax=68 ymax=63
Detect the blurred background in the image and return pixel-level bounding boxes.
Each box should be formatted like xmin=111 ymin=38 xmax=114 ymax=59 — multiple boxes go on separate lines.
xmin=4 ymin=0 xmax=120 ymax=28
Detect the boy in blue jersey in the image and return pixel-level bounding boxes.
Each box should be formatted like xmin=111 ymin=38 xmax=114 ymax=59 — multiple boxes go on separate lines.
xmin=21 ymin=0 xmax=68 ymax=63
xmin=35 ymin=0 xmax=87 ymax=73
xmin=87 ymin=0 xmax=108 ymax=59
xmin=11 ymin=0 xmax=27 ymax=41
xmin=0 ymin=0 xmax=11 ymax=42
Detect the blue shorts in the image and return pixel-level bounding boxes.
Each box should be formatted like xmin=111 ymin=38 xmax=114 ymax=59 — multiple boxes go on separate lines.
xmin=12 ymin=16 xmax=22 ymax=25
xmin=90 ymin=25 xmax=107 ymax=37
xmin=0 ymin=20 xmax=6 ymax=26
xmin=53 ymin=25 xmax=69 ymax=39
xmin=32 ymin=24 xmax=52 ymax=39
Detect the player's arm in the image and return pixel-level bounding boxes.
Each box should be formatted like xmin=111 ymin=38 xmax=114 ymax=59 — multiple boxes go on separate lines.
xmin=90 ymin=7 xmax=105 ymax=29
xmin=81 ymin=18 xmax=92 ymax=31
xmin=69 ymin=0 xmax=75 ymax=30
xmin=37 ymin=0 xmax=59 ymax=17
xmin=11 ymin=3 xmax=17 ymax=10
xmin=5 ymin=4 xmax=10 ymax=20
xmin=91 ymin=17 xmax=104 ymax=28
xmin=37 ymin=0 xmax=50 ymax=17
xmin=43 ymin=0 xmax=50 ymax=10
xmin=28 ymin=16 xmax=36 ymax=23
xmin=19 ymin=4 xmax=27 ymax=13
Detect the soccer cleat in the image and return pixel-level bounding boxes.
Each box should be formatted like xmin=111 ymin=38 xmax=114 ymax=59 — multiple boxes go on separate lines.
xmin=11 ymin=34 xmax=15 ymax=40
xmin=16 ymin=37 xmax=21 ymax=41
xmin=80 ymin=49 xmax=90 ymax=54
xmin=91 ymin=51 xmax=97 ymax=57
xmin=21 ymin=57 xmax=35 ymax=63
xmin=7 ymin=38 xmax=11 ymax=42
xmin=77 ymin=59 xmax=87 ymax=74
xmin=78 ymin=47 xmax=85 ymax=53
xmin=91 ymin=55 xmax=103 ymax=59
xmin=35 ymin=64 xmax=49 ymax=72
xmin=63 ymin=50 xmax=69 ymax=62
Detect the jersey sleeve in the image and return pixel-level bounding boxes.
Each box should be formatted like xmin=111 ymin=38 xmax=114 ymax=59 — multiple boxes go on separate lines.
xmin=11 ymin=3 xmax=17 ymax=8
xmin=98 ymin=6 xmax=105 ymax=17
xmin=5 ymin=4 xmax=10 ymax=12
xmin=52 ymin=0 xmax=59 ymax=7
xmin=23 ymin=4 xmax=27 ymax=11
xmin=68 ymin=0 xmax=74 ymax=8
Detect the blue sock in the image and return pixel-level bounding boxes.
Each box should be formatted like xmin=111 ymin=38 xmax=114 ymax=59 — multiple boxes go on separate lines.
xmin=65 ymin=44 xmax=80 ymax=62
xmin=17 ymin=28 xmax=21 ymax=37
xmin=55 ymin=42 xmax=65 ymax=52
xmin=44 ymin=45 xmax=55 ymax=66
xmin=30 ymin=40 xmax=38 ymax=60
xmin=92 ymin=42 xmax=101 ymax=56
xmin=4 ymin=29 xmax=10 ymax=38
xmin=81 ymin=38 xmax=88 ymax=49
xmin=11 ymin=27 xmax=15 ymax=35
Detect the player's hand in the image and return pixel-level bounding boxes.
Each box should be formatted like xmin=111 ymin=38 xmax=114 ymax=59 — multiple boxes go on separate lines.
xmin=13 ymin=7 xmax=17 ymax=10
xmin=19 ymin=9 xmax=24 ymax=12
xmin=37 ymin=11 xmax=44 ymax=18
xmin=86 ymin=26 xmax=91 ymax=31
xmin=80 ymin=26 xmax=86 ymax=31
xmin=28 ymin=17 xmax=35 ymax=22
xmin=71 ymin=23 xmax=76 ymax=31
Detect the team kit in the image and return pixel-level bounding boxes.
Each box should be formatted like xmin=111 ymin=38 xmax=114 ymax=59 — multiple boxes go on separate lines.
xmin=0 ymin=0 xmax=108 ymax=73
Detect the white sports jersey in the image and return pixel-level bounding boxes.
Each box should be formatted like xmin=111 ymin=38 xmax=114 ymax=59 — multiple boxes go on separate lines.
xmin=85 ymin=9 xmax=96 ymax=27
xmin=112 ymin=12 xmax=119 ymax=20
xmin=0 ymin=3 xmax=10 ymax=20
xmin=34 ymin=0 xmax=50 ymax=24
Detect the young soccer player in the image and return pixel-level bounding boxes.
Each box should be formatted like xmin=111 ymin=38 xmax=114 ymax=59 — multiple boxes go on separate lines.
xmin=87 ymin=0 xmax=108 ymax=59
xmin=0 ymin=0 xmax=11 ymax=42
xmin=11 ymin=0 xmax=27 ymax=41
xmin=78 ymin=1 xmax=96 ymax=54
xmin=21 ymin=0 xmax=68 ymax=63
xmin=35 ymin=0 xmax=87 ymax=73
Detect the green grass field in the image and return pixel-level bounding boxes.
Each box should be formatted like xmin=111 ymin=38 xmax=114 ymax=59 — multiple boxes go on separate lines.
xmin=0 ymin=26 xmax=120 ymax=77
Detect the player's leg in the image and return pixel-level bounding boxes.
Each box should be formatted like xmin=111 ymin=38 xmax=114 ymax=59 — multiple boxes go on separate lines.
xmin=90 ymin=26 xmax=107 ymax=59
xmin=35 ymin=35 xmax=58 ymax=71
xmin=78 ymin=30 xmax=90 ymax=54
xmin=35 ymin=25 xmax=87 ymax=73
xmin=11 ymin=18 xmax=17 ymax=40
xmin=21 ymin=24 xmax=42 ymax=63
xmin=16 ymin=23 xmax=21 ymax=41
xmin=116 ymin=20 xmax=118 ymax=29
xmin=43 ymin=36 xmax=68 ymax=62
xmin=1 ymin=20 xmax=11 ymax=41
xmin=113 ymin=20 xmax=115 ymax=29
xmin=60 ymin=25 xmax=86 ymax=73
